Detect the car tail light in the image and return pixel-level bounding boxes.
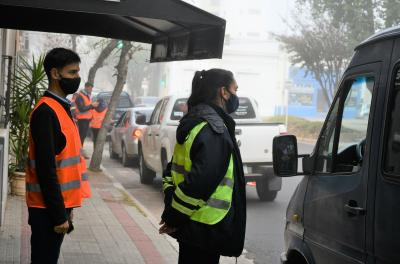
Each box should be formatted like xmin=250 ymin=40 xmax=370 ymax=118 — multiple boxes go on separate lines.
xmin=132 ymin=129 xmax=142 ymax=138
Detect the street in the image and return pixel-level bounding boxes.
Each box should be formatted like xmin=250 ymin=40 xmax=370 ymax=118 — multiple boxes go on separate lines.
xmin=100 ymin=143 xmax=315 ymax=264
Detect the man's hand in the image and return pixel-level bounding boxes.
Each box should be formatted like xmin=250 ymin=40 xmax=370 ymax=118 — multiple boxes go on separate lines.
xmin=54 ymin=220 xmax=69 ymax=234
xmin=92 ymin=102 xmax=99 ymax=108
xmin=159 ymin=220 xmax=177 ymax=234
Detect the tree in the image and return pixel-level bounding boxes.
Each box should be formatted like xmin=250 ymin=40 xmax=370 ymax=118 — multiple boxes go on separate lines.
xmin=86 ymin=39 xmax=118 ymax=85
xmin=379 ymin=0 xmax=400 ymax=28
xmin=89 ymin=41 xmax=143 ymax=170
xmin=275 ymin=0 xmax=377 ymax=106
xmin=275 ymin=15 xmax=350 ymax=105
xmin=70 ymin=34 xmax=79 ymax=52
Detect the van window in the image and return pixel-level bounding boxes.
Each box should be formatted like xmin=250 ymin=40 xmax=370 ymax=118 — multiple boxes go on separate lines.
xmin=315 ymin=76 xmax=374 ymax=174
xmin=384 ymin=67 xmax=400 ymax=177
xmin=230 ymin=97 xmax=256 ymax=119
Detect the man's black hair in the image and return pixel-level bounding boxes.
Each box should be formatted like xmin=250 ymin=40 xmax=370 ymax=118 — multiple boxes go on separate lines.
xmin=85 ymin=82 xmax=93 ymax=87
xmin=43 ymin=48 xmax=81 ymax=80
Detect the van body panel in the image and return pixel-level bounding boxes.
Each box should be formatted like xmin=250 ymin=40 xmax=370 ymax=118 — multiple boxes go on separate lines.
xmin=277 ymin=28 xmax=400 ymax=264
xmin=373 ymin=38 xmax=400 ymax=264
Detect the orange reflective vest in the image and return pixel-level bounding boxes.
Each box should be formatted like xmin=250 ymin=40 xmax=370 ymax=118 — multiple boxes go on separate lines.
xmin=26 ymin=96 xmax=91 ymax=209
xmin=75 ymin=91 xmax=92 ymax=120
xmin=90 ymin=108 xmax=107 ymax=129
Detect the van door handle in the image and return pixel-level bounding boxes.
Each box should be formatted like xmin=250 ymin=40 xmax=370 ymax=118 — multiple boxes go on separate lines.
xmin=344 ymin=202 xmax=366 ymax=216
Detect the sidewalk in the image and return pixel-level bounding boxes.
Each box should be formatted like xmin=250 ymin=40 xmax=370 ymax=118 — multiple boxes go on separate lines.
xmin=0 ymin=168 xmax=178 ymax=264
xmin=0 ymin=150 xmax=253 ymax=263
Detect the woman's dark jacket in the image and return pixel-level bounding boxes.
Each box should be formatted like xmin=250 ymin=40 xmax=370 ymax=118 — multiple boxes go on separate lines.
xmin=161 ymin=103 xmax=246 ymax=257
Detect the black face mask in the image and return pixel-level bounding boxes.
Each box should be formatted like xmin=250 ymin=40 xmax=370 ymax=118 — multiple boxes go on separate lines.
xmin=224 ymin=89 xmax=239 ymax=114
xmin=59 ymin=75 xmax=81 ymax=95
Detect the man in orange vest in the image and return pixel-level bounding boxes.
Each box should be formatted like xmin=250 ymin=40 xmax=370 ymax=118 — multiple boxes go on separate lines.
xmin=70 ymin=92 xmax=78 ymax=122
xmin=75 ymin=82 xmax=98 ymax=146
xmin=27 ymin=47 xmax=91 ymax=264
xmin=90 ymin=98 xmax=108 ymax=145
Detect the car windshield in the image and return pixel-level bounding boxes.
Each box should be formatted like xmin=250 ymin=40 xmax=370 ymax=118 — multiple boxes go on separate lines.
xmin=134 ymin=97 xmax=159 ymax=107
xmin=170 ymin=97 xmax=256 ymax=120
xmin=98 ymin=93 xmax=133 ymax=108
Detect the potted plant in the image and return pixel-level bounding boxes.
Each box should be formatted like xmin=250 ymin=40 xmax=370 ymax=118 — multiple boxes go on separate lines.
xmin=9 ymin=55 xmax=46 ymax=195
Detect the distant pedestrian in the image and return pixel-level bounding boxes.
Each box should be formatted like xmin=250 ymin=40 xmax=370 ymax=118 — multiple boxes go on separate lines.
xmin=159 ymin=69 xmax=246 ymax=264
xmin=26 ymin=47 xmax=91 ymax=264
xmin=90 ymin=98 xmax=108 ymax=146
xmin=75 ymin=82 xmax=98 ymax=150
xmin=70 ymin=92 xmax=78 ymax=122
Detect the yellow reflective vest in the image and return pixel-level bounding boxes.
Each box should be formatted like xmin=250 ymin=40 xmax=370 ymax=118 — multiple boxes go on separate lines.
xmin=164 ymin=121 xmax=234 ymax=225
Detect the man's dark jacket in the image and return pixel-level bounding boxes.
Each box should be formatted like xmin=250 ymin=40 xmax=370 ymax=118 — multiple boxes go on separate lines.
xmin=161 ymin=103 xmax=246 ymax=257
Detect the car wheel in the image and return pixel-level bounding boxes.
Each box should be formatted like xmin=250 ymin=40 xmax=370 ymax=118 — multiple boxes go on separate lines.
xmin=121 ymin=144 xmax=131 ymax=167
xmin=139 ymin=148 xmax=155 ymax=184
xmin=109 ymin=140 xmax=118 ymax=159
xmin=161 ymin=149 xmax=168 ymax=172
xmin=256 ymin=177 xmax=278 ymax=202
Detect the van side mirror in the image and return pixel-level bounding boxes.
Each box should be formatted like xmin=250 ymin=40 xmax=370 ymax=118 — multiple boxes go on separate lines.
xmin=273 ymin=135 xmax=298 ymax=176
xmin=135 ymin=114 xmax=147 ymax=125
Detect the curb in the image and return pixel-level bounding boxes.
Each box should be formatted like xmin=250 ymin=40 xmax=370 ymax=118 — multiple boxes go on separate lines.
xmin=99 ymin=164 xmax=254 ymax=264
xmin=99 ymin=165 xmax=180 ymax=252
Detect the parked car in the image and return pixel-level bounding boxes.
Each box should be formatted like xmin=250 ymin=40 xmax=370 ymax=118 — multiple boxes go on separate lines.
xmin=273 ymin=26 xmax=400 ymax=264
xmin=93 ymin=91 xmax=134 ymax=124
xmin=133 ymin=96 xmax=159 ymax=108
xmin=137 ymin=95 xmax=286 ymax=201
xmin=109 ymin=107 xmax=153 ymax=166
xmin=92 ymin=91 xmax=134 ymax=137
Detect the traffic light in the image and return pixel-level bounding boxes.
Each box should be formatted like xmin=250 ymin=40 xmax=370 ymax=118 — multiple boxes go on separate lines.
xmin=117 ymin=40 xmax=123 ymax=49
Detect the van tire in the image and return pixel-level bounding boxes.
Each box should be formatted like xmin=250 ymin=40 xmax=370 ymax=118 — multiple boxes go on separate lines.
xmin=256 ymin=177 xmax=277 ymax=201
xmin=139 ymin=148 xmax=155 ymax=184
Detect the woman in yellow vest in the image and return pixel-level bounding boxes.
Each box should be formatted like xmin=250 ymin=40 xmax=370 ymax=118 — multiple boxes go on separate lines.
xmin=160 ymin=69 xmax=246 ymax=263
xmin=90 ymin=98 xmax=108 ymax=145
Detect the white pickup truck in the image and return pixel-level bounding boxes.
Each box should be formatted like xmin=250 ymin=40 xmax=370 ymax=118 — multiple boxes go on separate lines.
xmin=137 ymin=95 xmax=286 ymax=201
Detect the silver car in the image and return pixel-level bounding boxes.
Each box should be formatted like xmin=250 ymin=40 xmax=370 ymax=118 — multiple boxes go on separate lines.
xmin=109 ymin=107 xmax=153 ymax=166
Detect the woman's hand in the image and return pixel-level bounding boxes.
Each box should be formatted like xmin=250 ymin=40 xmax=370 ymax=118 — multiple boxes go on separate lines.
xmin=159 ymin=220 xmax=177 ymax=234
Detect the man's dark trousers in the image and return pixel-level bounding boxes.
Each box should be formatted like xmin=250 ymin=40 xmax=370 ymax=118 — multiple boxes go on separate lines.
xmin=29 ymin=208 xmax=71 ymax=264
xmin=77 ymin=119 xmax=90 ymax=145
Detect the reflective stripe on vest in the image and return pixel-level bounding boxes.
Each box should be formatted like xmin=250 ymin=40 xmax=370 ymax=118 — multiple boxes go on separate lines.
xmin=27 ymin=180 xmax=81 ymax=192
xmin=28 ymin=155 xmax=81 ymax=169
xmin=170 ymin=121 xmax=235 ymax=225
xmin=75 ymin=91 xmax=92 ymax=119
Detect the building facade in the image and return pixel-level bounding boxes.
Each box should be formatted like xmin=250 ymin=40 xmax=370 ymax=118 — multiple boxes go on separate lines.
xmin=148 ymin=0 xmax=290 ymax=117
xmin=0 ymin=28 xmax=17 ymax=226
